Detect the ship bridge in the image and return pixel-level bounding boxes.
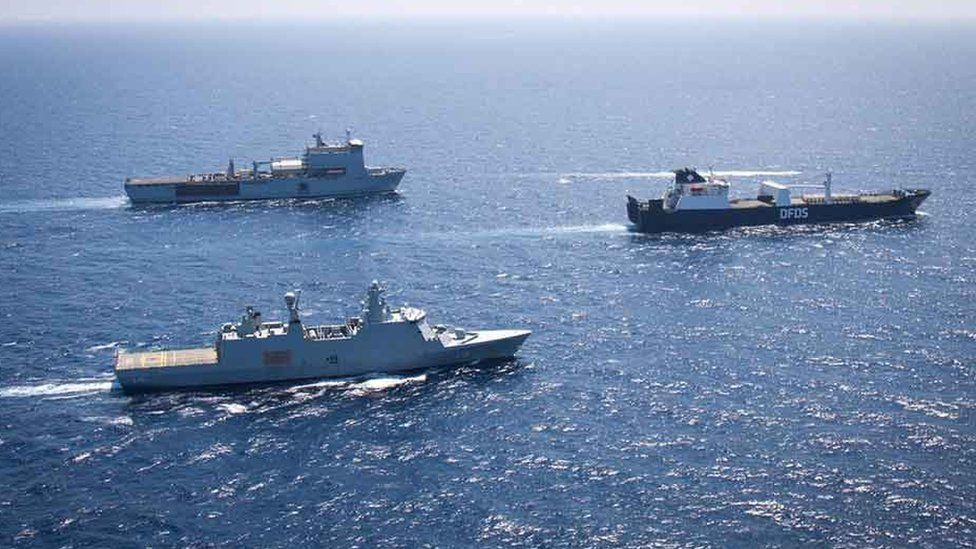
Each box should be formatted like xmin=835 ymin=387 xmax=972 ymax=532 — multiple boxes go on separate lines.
xmin=302 ymin=132 xmax=367 ymax=177
xmin=665 ymin=168 xmax=730 ymax=210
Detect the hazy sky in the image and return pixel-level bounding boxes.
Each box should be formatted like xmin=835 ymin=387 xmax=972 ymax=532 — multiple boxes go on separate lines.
xmin=3 ymin=0 xmax=974 ymax=23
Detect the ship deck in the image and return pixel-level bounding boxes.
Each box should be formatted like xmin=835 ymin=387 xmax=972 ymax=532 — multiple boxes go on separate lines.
xmin=115 ymin=348 xmax=217 ymax=371
xmin=126 ymin=174 xmax=262 ymax=186
xmin=725 ymin=194 xmax=900 ymax=209
xmin=125 ymin=175 xmax=192 ymax=186
xmin=799 ymin=194 xmax=899 ymax=205
xmin=729 ymin=199 xmax=772 ymax=209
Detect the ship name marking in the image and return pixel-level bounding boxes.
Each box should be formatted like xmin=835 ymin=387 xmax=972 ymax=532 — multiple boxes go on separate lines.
xmin=780 ymin=207 xmax=809 ymax=220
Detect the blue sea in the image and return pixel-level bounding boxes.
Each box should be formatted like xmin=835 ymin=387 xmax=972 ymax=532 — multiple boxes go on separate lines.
xmin=0 ymin=20 xmax=974 ymax=546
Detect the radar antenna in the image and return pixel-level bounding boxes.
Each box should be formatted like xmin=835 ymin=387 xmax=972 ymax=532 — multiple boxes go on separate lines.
xmin=284 ymin=290 xmax=302 ymax=324
xmin=313 ymin=130 xmax=324 ymax=147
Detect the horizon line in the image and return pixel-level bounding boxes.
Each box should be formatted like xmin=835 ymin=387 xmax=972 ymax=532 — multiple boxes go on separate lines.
xmin=3 ymin=13 xmax=976 ymax=26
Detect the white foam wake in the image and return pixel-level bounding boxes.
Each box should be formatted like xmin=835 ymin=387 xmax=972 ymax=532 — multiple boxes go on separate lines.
xmin=548 ymin=223 xmax=629 ymax=234
xmin=0 ymin=196 xmax=128 ymax=214
xmin=85 ymin=341 xmax=126 ymax=352
xmin=217 ymin=403 xmax=248 ymax=414
xmin=289 ymin=373 xmax=427 ymax=394
xmin=289 ymin=379 xmax=359 ymax=391
xmin=714 ymin=170 xmax=802 ymax=177
xmin=559 ymin=170 xmax=801 ymax=180
xmin=0 ymin=378 xmax=116 ymax=398
xmin=352 ymin=374 xmax=427 ymax=391
xmin=476 ymin=223 xmax=629 ymax=238
xmin=414 ymin=222 xmax=629 ymax=242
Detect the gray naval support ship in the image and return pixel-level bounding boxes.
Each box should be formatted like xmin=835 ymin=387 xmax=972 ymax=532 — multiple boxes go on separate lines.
xmin=124 ymin=131 xmax=405 ymax=203
xmin=627 ymin=168 xmax=930 ymax=233
xmin=114 ymin=282 xmax=531 ymax=392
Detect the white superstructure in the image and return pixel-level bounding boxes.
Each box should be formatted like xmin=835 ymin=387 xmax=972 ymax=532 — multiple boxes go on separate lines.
xmin=661 ymin=168 xmax=837 ymax=211
xmin=663 ymin=169 xmax=731 ymax=210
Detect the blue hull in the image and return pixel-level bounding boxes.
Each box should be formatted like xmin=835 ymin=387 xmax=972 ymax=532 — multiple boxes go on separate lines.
xmin=627 ymin=190 xmax=930 ymax=233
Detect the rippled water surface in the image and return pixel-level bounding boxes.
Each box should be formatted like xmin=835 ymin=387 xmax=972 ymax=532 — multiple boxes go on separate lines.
xmin=1 ymin=21 xmax=974 ymax=547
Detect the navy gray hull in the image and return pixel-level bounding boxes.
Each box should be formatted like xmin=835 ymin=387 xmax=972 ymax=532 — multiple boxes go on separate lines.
xmin=115 ymin=329 xmax=530 ymax=393
xmin=626 ymin=168 xmax=930 ymax=234
xmin=113 ymin=282 xmax=531 ymax=393
xmin=125 ymin=170 xmax=404 ymax=203
xmin=125 ymin=132 xmax=405 ymax=204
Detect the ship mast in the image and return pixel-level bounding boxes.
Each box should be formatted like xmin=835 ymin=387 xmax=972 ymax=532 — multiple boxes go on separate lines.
xmin=363 ymin=281 xmax=391 ymax=324
xmin=284 ymin=291 xmax=302 ymax=324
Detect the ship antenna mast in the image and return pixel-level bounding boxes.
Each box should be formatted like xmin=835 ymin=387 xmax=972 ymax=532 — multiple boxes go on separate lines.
xmin=284 ymin=290 xmax=302 ymax=324
xmin=825 ymin=170 xmax=832 ymax=203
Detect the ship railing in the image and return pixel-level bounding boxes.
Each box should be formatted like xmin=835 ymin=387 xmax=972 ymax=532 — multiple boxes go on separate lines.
xmin=305 ymin=324 xmax=354 ymax=341
xmin=188 ymin=172 xmax=238 ymax=183
xmin=801 ymin=194 xmax=869 ymax=204
xmin=307 ymin=144 xmax=352 ymax=154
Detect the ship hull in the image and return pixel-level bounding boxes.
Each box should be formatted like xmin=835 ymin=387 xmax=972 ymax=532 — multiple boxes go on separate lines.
xmin=627 ymin=190 xmax=930 ymax=233
xmin=124 ymin=171 xmax=405 ymax=204
xmin=114 ymin=329 xmax=530 ymax=393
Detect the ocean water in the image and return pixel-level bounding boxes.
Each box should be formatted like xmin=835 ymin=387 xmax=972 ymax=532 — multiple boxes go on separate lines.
xmin=0 ymin=20 xmax=974 ymax=547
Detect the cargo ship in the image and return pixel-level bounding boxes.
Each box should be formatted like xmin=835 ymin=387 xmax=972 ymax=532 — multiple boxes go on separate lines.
xmin=627 ymin=169 xmax=930 ymax=233
xmin=124 ymin=132 xmax=405 ymax=203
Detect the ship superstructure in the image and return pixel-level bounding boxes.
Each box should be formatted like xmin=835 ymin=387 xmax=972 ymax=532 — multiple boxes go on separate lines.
xmin=114 ymin=282 xmax=530 ymax=392
xmin=124 ymin=132 xmax=405 ymax=203
xmin=627 ymin=168 xmax=930 ymax=233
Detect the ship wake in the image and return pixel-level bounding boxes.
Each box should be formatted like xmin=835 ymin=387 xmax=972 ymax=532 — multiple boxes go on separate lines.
xmin=473 ymin=223 xmax=630 ymax=238
xmin=558 ymin=170 xmax=801 ymax=182
xmin=0 ymin=378 xmax=117 ymax=398
xmin=0 ymin=196 xmax=128 ymax=214
xmin=289 ymin=373 xmax=428 ymax=395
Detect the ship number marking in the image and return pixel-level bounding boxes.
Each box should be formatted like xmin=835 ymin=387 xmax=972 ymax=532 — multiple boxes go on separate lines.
xmin=780 ymin=207 xmax=809 ymax=220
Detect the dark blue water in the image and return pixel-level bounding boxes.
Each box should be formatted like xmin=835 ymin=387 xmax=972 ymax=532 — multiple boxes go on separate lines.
xmin=1 ymin=20 xmax=974 ymax=546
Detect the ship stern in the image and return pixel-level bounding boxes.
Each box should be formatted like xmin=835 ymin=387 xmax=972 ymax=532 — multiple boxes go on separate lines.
xmin=626 ymin=195 xmax=641 ymax=224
